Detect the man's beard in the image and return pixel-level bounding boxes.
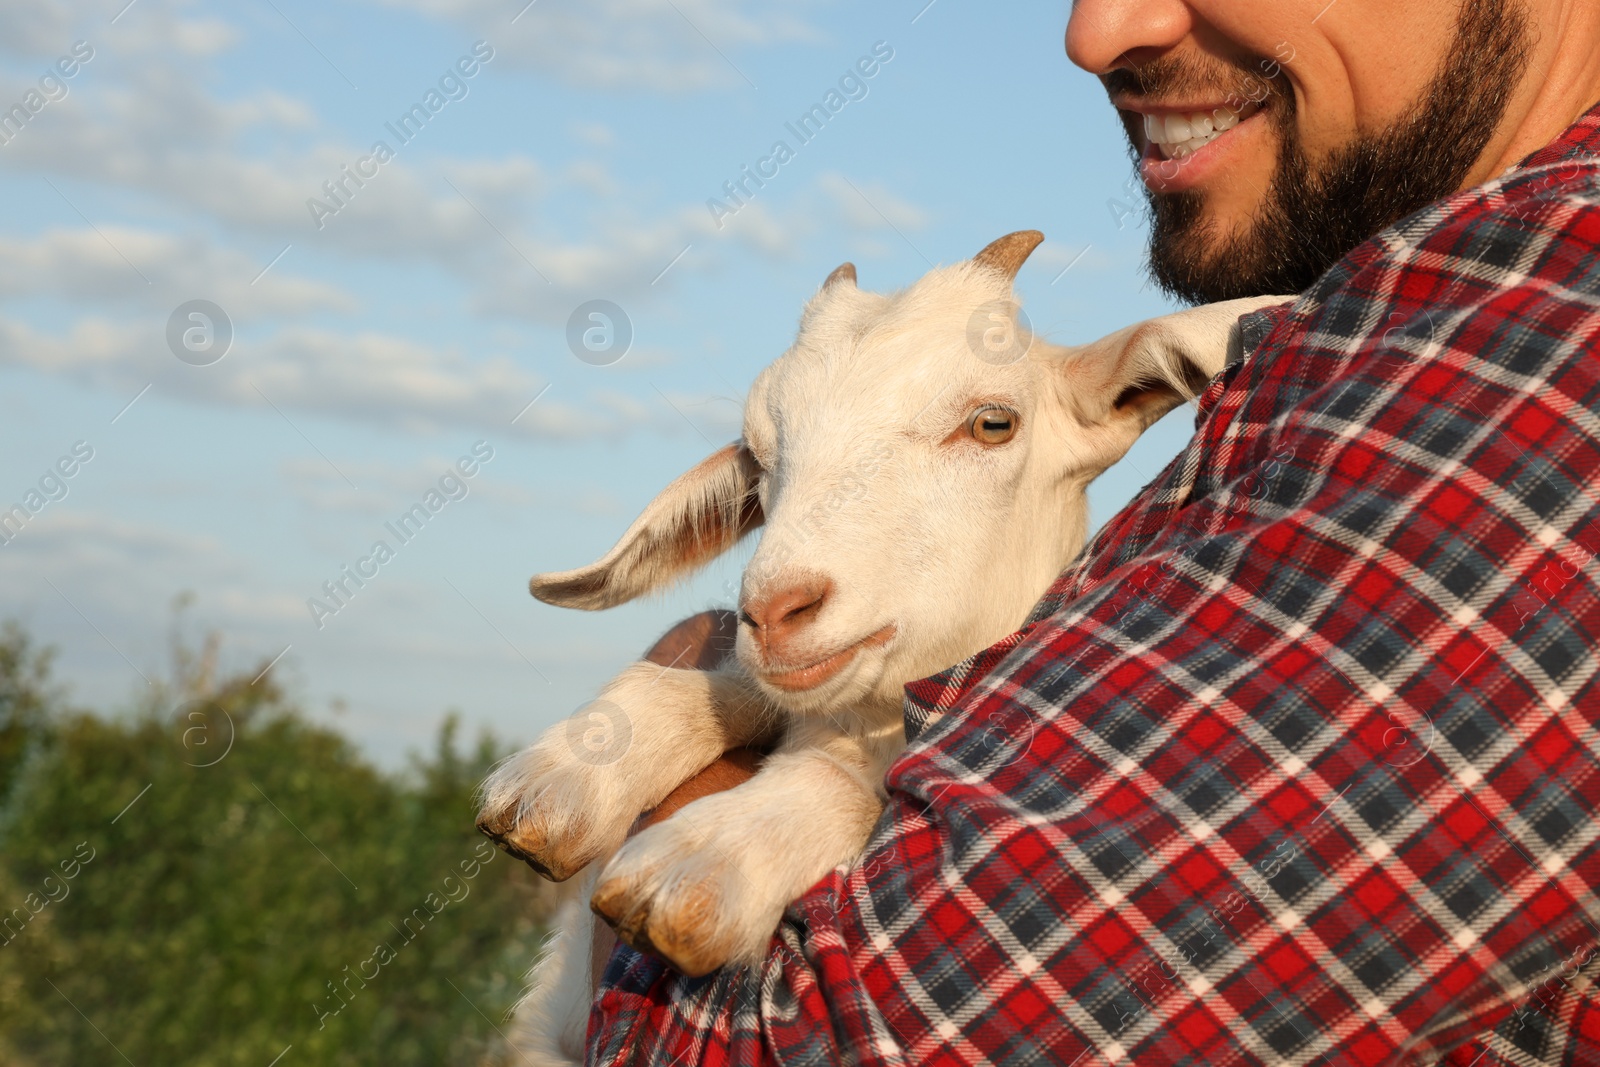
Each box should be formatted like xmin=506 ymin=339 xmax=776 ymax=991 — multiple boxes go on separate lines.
xmin=1128 ymin=0 xmax=1533 ymax=304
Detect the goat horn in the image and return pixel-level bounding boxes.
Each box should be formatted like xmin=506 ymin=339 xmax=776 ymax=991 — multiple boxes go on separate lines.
xmin=823 ymin=262 xmax=857 ymax=288
xmin=973 ymin=230 xmax=1044 ymax=281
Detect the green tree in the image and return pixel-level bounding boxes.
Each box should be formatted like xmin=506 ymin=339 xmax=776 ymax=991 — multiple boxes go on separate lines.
xmin=0 ymin=622 xmax=58 ymax=808
xmin=0 ymin=625 xmax=552 ymax=1066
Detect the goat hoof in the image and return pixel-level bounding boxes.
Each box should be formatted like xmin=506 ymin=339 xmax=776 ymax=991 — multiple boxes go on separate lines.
xmin=475 ymin=808 xmax=587 ymax=882
xmin=592 ymin=878 xmax=680 ymax=966
xmin=592 ymin=873 xmax=729 ymax=978
xmin=644 ymin=881 xmax=728 ymax=977
xmin=590 ymin=876 xmax=644 ymax=936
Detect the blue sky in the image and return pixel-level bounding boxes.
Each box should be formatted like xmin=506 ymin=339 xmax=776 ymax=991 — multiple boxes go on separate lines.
xmin=0 ymin=0 xmax=1195 ymax=766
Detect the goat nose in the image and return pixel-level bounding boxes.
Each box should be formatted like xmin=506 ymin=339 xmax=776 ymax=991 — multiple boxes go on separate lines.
xmin=740 ymin=579 xmax=832 ymax=655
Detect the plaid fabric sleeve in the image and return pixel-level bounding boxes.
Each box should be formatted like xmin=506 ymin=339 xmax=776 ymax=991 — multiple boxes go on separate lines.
xmin=590 ymin=165 xmax=1600 ymax=1066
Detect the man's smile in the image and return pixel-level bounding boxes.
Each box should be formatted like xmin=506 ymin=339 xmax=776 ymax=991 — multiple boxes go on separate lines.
xmin=1117 ymin=98 xmax=1270 ymax=193
xmin=1139 ymin=102 xmax=1257 ymax=159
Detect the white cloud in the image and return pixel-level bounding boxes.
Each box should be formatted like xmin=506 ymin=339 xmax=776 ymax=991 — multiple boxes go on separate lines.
xmin=0 ymin=313 xmax=576 ymax=435
xmin=0 ymin=8 xmax=77 ymax=59
xmin=570 ymin=121 xmax=614 ymax=148
xmin=0 ymin=227 xmax=354 ymax=317
xmin=280 ymin=455 xmax=624 ymax=517
xmin=0 ymin=5 xmax=237 ymax=64
xmin=8 ymin=82 xmax=793 ymax=323
xmin=0 ymin=509 xmax=305 ymax=635
xmin=369 ymin=0 xmax=824 ymax=91
xmin=0 ymin=0 xmax=869 ymax=447
xmin=817 ymin=171 xmax=928 ymax=233
xmin=0 ymin=312 xmax=733 ymax=443
xmin=0 ymin=0 xmax=841 ymax=334
xmin=1025 ymin=240 xmax=1113 ymax=276
xmin=707 ymin=199 xmax=797 ymax=259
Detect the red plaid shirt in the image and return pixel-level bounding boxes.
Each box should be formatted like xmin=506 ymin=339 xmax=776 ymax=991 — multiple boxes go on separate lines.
xmin=591 ymin=102 xmax=1600 ymax=1066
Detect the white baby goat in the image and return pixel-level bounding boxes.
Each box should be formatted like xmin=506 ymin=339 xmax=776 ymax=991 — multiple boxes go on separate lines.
xmin=478 ymin=231 xmax=1286 ymax=1063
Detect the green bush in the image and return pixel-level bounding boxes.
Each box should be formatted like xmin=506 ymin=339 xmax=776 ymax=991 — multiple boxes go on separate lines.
xmin=0 ymin=623 xmax=551 ymax=1066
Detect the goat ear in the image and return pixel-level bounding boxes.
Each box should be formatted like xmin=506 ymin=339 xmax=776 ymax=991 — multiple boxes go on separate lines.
xmin=823 ymin=262 xmax=857 ymax=289
xmin=529 ymin=442 xmax=764 ymax=611
xmin=1063 ymin=296 xmax=1294 ymax=434
xmin=973 ymin=230 xmax=1044 ymax=282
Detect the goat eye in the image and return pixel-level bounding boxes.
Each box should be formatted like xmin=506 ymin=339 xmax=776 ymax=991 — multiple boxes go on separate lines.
xmin=969 ymin=406 xmax=1017 ymax=445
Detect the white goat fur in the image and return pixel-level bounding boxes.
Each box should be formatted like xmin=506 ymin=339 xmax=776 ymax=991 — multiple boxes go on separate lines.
xmin=481 ymin=232 xmax=1288 ymax=1064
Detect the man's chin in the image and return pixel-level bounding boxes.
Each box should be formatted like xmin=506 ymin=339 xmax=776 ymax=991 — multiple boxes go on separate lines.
xmin=1146 ymin=170 xmax=1330 ymax=304
xmin=1146 ymin=197 xmax=1265 ymax=304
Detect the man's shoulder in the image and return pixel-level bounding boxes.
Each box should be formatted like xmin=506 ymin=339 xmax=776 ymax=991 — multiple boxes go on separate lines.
xmin=1380 ymin=155 xmax=1600 ymax=253
xmin=1472 ymin=156 xmax=1600 ymax=233
xmin=1261 ymin=153 xmax=1600 ymax=411
xmin=1304 ymin=155 xmax=1600 ymax=320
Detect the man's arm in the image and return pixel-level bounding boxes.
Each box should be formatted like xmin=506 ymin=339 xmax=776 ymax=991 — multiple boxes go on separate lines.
xmin=586 ymin=187 xmax=1600 ymax=1066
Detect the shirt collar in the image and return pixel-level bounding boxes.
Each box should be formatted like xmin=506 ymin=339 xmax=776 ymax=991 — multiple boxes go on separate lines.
xmin=1224 ymin=303 xmax=1292 ymax=370
xmin=1195 ymin=301 xmax=1294 ymax=425
xmin=1513 ymin=95 xmax=1600 ymax=171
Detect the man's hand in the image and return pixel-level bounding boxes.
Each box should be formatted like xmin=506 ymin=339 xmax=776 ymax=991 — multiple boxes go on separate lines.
xmin=589 ymin=610 xmax=765 ymax=992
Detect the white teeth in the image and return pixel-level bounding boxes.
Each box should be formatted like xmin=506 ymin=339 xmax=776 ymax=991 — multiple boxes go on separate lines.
xmin=1144 ymin=106 xmax=1247 ymax=160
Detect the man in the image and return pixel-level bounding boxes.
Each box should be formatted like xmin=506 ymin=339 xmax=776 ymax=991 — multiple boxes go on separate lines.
xmin=588 ymin=1 xmax=1600 ymax=1062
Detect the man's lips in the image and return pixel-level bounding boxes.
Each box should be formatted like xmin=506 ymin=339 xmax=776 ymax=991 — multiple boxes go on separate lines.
xmin=1120 ymin=100 xmax=1270 ymax=194
xmin=758 ymin=625 xmax=896 ymax=691
xmin=1121 ymin=100 xmax=1265 ymax=159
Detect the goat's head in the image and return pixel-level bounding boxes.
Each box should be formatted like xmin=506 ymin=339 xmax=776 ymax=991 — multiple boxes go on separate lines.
xmin=532 ymin=232 xmax=1287 ymax=715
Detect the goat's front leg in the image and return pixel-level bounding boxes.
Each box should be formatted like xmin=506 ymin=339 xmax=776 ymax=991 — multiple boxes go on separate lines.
xmin=591 ymin=715 xmax=902 ymax=976
xmin=477 ymin=663 xmax=776 ymax=881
